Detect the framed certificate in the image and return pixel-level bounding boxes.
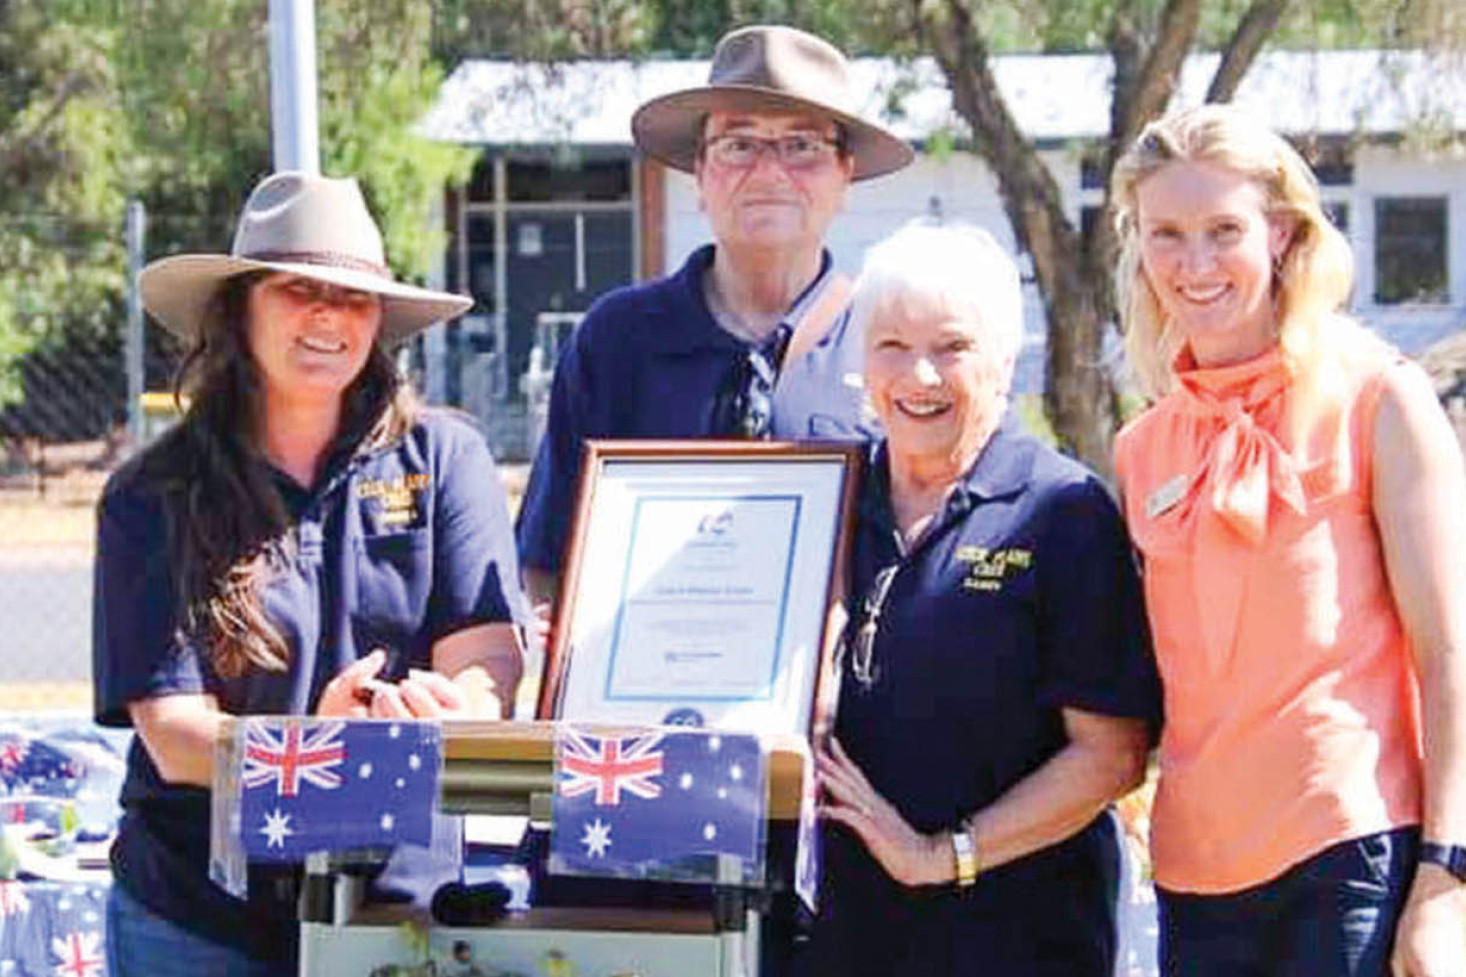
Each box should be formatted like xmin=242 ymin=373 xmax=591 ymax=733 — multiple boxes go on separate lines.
xmin=539 ymin=441 xmax=862 ymax=738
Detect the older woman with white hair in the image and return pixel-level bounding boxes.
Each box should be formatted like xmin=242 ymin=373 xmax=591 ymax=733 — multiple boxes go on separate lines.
xmin=813 ymin=222 xmax=1160 ymax=976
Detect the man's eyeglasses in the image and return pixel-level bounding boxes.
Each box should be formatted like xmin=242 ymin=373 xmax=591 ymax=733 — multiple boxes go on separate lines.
xmin=849 ymin=564 xmax=899 ymax=689
xmin=702 ymin=133 xmax=842 ymax=171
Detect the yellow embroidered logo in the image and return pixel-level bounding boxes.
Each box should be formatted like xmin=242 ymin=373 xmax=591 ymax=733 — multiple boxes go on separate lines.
xmin=358 ymin=473 xmax=431 ymax=527
xmin=955 ymin=545 xmax=1033 ymax=592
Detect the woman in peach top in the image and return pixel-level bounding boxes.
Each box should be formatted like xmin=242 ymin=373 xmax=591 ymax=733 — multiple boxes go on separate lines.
xmin=1111 ymin=105 xmax=1466 ymax=977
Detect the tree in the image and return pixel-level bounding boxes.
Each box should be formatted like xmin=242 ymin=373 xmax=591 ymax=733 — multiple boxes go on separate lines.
xmin=118 ymin=0 xmax=476 ymax=277
xmin=0 ymin=2 xmax=129 ymax=409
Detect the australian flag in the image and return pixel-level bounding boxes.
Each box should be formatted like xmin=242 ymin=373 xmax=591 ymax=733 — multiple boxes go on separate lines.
xmin=0 ymin=880 xmax=107 ymax=977
xmin=237 ymin=718 xmax=439 ymax=861
xmin=0 ymin=733 xmax=82 ymax=799
xmin=548 ymin=727 xmax=767 ymax=885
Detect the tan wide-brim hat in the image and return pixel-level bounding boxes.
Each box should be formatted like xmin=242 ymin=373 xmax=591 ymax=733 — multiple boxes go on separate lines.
xmin=631 ymin=25 xmax=914 ymax=182
xmin=141 ymin=171 xmax=472 ymax=347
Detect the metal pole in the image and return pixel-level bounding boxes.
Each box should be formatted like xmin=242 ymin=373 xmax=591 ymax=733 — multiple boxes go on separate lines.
xmin=493 ymin=154 xmax=509 ymax=403
xmin=267 ymin=0 xmax=320 ymax=174
xmin=124 ymin=200 xmax=146 ymax=444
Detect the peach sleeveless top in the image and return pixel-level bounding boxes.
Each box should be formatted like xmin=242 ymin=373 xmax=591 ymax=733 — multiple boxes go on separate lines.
xmin=1114 ymin=347 xmax=1422 ymax=893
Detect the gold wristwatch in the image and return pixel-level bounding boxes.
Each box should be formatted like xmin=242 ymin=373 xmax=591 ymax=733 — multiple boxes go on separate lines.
xmin=951 ymin=827 xmax=978 ymax=888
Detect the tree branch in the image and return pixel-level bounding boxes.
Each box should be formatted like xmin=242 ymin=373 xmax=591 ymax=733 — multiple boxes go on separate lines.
xmin=916 ymin=0 xmax=1121 ymax=474
xmin=916 ymin=0 xmax=1074 ymax=266
xmin=1107 ymin=0 xmax=1145 ymax=147
xmin=1206 ymin=0 xmax=1289 ymax=102
xmin=1109 ymin=0 xmax=1203 ymax=156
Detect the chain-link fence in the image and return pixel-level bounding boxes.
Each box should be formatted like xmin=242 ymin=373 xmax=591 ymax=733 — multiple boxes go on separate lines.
xmin=0 ymin=210 xmax=183 ymax=710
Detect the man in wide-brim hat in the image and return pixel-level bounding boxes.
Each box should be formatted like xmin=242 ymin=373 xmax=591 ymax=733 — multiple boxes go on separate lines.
xmin=517 ymin=24 xmax=914 ymax=604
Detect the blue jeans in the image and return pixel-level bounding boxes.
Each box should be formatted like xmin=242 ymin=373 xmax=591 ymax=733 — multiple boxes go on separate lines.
xmin=106 ymin=884 xmax=293 ymax=977
xmin=1158 ymin=828 xmax=1419 ymax=977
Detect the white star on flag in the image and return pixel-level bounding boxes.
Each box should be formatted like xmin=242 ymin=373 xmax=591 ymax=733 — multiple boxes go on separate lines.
xmin=581 ymin=818 xmax=612 ymax=858
xmin=259 ymin=808 xmax=294 ymax=849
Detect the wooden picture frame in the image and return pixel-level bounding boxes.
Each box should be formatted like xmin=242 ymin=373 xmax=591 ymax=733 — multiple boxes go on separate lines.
xmin=537 ymin=440 xmax=862 ymax=739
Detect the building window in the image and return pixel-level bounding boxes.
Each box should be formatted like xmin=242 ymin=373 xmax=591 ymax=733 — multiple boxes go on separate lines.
xmin=1313 ymin=161 xmax=1355 ymax=186
xmin=1374 ymin=197 xmax=1448 ymax=305
xmin=1080 ymin=154 xmax=1106 ymax=191
xmin=463 ymin=155 xmax=632 ymax=204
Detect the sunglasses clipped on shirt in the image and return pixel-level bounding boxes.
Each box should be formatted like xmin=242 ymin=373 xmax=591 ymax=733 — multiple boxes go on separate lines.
xmin=721 ymin=324 xmax=792 ymax=439
xmin=849 ymin=563 xmax=899 ymax=690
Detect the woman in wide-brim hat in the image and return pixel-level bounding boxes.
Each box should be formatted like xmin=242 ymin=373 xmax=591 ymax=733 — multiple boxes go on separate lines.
xmin=94 ymin=171 xmax=527 ymax=975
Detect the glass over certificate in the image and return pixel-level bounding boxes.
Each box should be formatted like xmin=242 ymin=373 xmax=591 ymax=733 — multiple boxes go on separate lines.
xmin=542 ymin=442 xmax=860 ymax=737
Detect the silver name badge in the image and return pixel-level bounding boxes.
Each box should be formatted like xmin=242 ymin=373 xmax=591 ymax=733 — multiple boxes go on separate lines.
xmin=1146 ymin=472 xmax=1192 ymax=519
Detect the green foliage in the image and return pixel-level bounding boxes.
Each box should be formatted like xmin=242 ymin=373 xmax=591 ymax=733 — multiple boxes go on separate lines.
xmin=433 ymin=0 xmax=881 ymax=60
xmin=433 ymin=0 xmax=656 ymax=61
xmin=317 ymin=1 xmax=476 ymax=280
xmin=0 ymin=5 xmax=128 ymax=404
xmin=114 ymin=0 xmax=271 ymax=252
xmin=429 ymin=0 xmax=1465 ymax=71
xmin=0 ymin=1 xmax=478 ymax=417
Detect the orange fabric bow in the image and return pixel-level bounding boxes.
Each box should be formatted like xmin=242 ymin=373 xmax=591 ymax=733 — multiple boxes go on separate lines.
xmin=1176 ymin=350 xmax=1306 ymax=546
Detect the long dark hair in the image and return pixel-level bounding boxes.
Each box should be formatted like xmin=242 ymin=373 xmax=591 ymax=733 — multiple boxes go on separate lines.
xmin=145 ymin=272 xmax=419 ymax=678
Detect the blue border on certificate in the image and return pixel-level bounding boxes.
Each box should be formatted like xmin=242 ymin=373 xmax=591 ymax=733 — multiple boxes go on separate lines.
xmin=602 ymin=494 xmax=803 ymax=703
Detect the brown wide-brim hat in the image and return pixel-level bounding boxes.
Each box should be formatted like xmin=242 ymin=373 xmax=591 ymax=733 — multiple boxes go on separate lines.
xmin=140 ymin=172 xmax=472 ymax=347
xmin=632 ymin=25 xmax=914 ymax=182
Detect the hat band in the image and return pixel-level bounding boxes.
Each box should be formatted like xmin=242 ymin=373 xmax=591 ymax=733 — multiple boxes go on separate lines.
xmin=243 ymin=249 xmax=391 ymax=279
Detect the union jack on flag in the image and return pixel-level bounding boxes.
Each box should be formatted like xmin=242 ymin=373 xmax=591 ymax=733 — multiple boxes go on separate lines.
xmin=0 ymin=739 xmax=26 ymax=774
xmin=236 ymin=718 xmax=440 ymax=861
xmin=558 ymin=729 xmax=664 ymax=806
xmin=550 ymin=727 xmax=767 ymax=884
xmin=0 ymin=879 xmax=30 ymax=919
xmin=242 ymin=720 xmax=346 ymax=797
xmin=50 ymin=930 xmax=104 ymax=977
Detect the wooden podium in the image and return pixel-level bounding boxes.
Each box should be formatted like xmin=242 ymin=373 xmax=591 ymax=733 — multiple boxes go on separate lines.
xmin=293 ymin=443 xmax=858 ymax=975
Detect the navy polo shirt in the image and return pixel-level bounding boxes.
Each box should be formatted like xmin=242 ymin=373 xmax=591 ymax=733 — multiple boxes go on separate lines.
xmin=815 ymin=419 xmax=1160 ymax=977
xmin=92 ymin=410 xmax=524 ymax=958
xmin=516 ymin=243 xmax=875 ymax=573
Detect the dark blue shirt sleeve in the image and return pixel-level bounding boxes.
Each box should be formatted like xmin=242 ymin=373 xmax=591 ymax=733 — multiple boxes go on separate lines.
xmin=515 ymin=319 xmax=599 ymax=573
xmin=1033 ymin=476 xmax=1161 ymax=730
xmin=426 ymin=415 xmax=529 ymax=639
xmin=92 ymin=478 xmax=208 ymax=728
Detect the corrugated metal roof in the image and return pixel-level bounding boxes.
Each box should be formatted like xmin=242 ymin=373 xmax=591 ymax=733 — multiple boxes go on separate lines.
xmin=422 ymin=49 xmax=1466 ymax=147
